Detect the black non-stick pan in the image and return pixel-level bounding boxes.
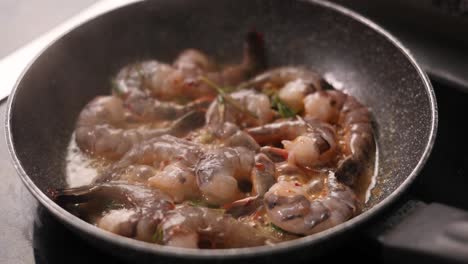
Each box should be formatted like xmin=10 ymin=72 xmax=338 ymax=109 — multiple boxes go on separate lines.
xmin=6 ymin=0 xmax=458 ymax=263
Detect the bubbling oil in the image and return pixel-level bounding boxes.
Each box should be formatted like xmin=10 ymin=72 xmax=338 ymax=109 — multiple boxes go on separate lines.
xmin=354 ymin=139 xmax=379 ymax=208
xmin=65 ymin=133 xmax=108 ymax=187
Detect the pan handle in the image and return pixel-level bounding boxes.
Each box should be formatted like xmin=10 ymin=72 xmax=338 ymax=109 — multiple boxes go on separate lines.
xmin=369 ymin=200 xmax=468 ymax=264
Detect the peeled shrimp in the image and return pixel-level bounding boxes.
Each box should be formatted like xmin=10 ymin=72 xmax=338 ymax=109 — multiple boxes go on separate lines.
xmin=264 ymin=171 xmax=360 ymax=235
xmin=75 ymin=96 xmax=205 ymax=159
xmin=159 ymin=205 xmax=267 ymax=248
xmin=52 ymin=182 xmax=174 ymax=242
xmin=304 ymin=90 xmax=375 ymax=185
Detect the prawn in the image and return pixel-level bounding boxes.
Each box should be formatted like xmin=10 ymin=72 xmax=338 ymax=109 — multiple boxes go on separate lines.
xmin=242 ymin=67 xmax=326 ymax=112
xmin=205 ymin=89 xmax=274 ymax=128
xmin=264 ymin=171 xmax=361 ymax=235
xmin=246 ymin=117 xmax=337 ymax=168
xmin=195 ymin=147 xmax=255 ymax=205
xmin=158 ymin=205 xmax=267 ymax=248
xmin=51 ymin=182 xmax=174 ymax=242
xmin=114 ymin=31 xmax=266 ymax=102
xmin=304 ymin=90 xmax=375 ymax=185
xmin=75 ymin=96 xmax=205 ymax=159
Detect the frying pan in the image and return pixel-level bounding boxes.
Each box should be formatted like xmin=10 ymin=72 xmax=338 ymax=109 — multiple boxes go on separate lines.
xmin=5 ymin=0 xmax=447 ymax=263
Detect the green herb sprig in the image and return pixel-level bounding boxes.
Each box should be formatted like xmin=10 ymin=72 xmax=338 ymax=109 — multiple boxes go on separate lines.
xmin=200 ymin=76 xmax=259 ymax=119
xmin=110 ymin=79 xmax=126 ymax=96
xmin=271 ymin=94 xmax=296 ymax=118
xmin=152 ymin=228 xmax=164 ymax=243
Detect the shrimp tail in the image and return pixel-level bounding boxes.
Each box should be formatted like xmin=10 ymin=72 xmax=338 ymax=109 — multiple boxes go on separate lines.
xmin=168 ymin=110 xmax=206 ymax=137
xmin=244 ymin=30 xmax=267 ymax=74
xmin=224 ymin=195 xmax=262 ymax=218
xmin=48 ymin=185 xmax=99 ymax=204
xmin=335 ymin=156 xmax=362 ymax=186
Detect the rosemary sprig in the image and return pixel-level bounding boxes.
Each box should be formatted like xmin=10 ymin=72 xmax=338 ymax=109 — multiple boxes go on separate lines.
xmin=152 ymin=227 xmax=163 ymax=243
xmin=268 ymin=223 xmax=286 ymax=234
xmin=271 ymin=94 xmax=296 ymax=118
xmin=110 ymin=79 xmax=126 ymax=96
xmin=200 ymin=76 xmax=259 ymax=119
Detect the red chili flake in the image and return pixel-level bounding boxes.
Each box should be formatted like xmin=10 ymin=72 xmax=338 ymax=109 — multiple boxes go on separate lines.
xmin=294 ymin=182 xmax=302 ymax=187
xmin=255 ymin=163 xmax=265 ymax=171
xmin=253 ymin=210 xmax=263 ymax=220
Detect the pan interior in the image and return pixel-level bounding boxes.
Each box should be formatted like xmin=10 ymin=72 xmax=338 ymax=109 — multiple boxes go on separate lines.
xmin=7 ymin=0 xmax=435 ymax=252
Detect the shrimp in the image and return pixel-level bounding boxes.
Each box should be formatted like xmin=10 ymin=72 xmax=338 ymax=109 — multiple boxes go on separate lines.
xmin=242 ymin=67 xmax=325 ymax=112
xmin=264 ymin=171 xmax=361 ymax=235
xmin=75 ymin=96 xmax=205 ymax=159
xmin=196 ymin=147 xmax=255 ymax=205
xmin=51 ymin=182 xmax=174 ymax=242
xmin=118 ymin=165 xmax=156 ymax=183
xmin=204 ymin=30 xmax=267 ymax=87
xmin=111 ymin=134 xmax=202 ymax=170
xmin=191 ymin=122 xmax=260 ymax=151
xmin=102 ymin=123 xmax=265 ymax=204
xmin=114 ymin=31 xmax=266 ymax=102
xmin=158 ymin=205 xmax=267 ymax=248
xmin=147 ymin=161 xmax=200 ymax=203
xmin=224 ymin=153 xmax=276 ymax=217
xmin=115 ymin=161 xmax=200 ymax=203
xmin=123 ymin=93 xmax=211 ymax=121
xmin=304 ymin=90 xmax=375 ymax=185
xmin=206 ymin=89 xmax=274 ymax=128
xmin=246 ymin=117 xmax=337 ymax=168
xmin=251 ymin=153 xmax=277 ymax=197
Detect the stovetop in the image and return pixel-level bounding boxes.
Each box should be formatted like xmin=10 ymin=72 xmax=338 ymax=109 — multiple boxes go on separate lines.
xmin=1 ymin=79 xmax=467 ymax=263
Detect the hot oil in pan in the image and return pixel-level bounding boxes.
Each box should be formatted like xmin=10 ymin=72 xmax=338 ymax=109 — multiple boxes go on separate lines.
xmin=65 ymin=133 xmax=108 ymax=187
xmin=355 ymin=139 xmax=379 ymax=209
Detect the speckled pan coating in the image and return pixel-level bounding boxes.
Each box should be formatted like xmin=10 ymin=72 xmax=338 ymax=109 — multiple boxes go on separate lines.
xmin=5 ymin=0 xmax=437 ymax=262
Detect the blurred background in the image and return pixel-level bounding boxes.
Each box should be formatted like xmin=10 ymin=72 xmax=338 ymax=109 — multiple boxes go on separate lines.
xmin=0 ymin=0 xmax=96 ymax=58
xmin=0 ymin=0 xmax=467 ymax=88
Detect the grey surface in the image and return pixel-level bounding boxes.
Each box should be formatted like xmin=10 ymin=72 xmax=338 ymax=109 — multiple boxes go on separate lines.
xmin=0 ymin=103 xmax=36 ymax=264
xmin=6 ymin=0 xmax=436 ymax=262
xmin=0 ymin=2 xmax=96 ymax=263
xmin=0 ymin=0 xmax=97 ymax=58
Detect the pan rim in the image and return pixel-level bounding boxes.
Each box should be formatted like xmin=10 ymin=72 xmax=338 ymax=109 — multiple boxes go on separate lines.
xmin=5 ymin=0 xmax=438 ymax=259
